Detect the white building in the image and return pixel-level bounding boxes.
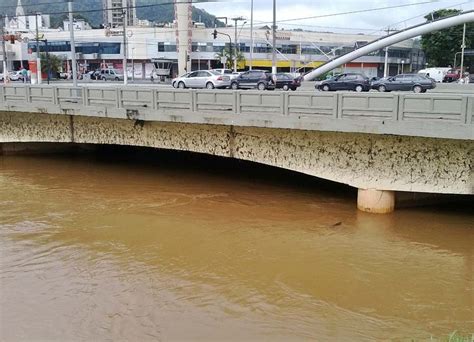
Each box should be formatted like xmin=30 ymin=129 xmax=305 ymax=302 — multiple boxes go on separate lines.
xmin=102 ymin=0 xmax=137 ymax=28
xmin=3 ymin=26 xmax=425 ymax=79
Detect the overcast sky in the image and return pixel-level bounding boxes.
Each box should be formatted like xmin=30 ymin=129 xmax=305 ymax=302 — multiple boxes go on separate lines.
xmin=195 ymin=0 xmax=474 ymax=35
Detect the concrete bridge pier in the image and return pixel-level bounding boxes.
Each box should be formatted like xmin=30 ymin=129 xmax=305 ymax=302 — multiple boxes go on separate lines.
xmin=357 ymin=189 xmax=396 ymax=214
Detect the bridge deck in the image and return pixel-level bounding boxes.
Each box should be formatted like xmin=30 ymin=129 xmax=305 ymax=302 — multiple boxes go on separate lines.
xmin=0 ymin=85 xmax=472 ymax=140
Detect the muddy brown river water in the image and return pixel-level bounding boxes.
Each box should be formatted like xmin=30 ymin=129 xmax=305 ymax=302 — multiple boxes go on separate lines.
xmin=0 ymin=151 xmax=472 ymax=341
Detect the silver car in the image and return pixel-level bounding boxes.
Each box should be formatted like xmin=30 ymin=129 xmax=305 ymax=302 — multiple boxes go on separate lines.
xmin=99 ymin=68 xmax=124 ymax=81
xmin=172 ymin=70 xmax=230 ymax=89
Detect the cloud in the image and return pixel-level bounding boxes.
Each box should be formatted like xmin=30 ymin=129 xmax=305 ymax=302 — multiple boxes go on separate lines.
xmin=195 ymin=0 xmax=473 ymax=33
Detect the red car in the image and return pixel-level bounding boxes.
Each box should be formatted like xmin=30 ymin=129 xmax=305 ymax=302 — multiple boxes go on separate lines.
xmin=443 ymin=68 xmax=461 ymax=83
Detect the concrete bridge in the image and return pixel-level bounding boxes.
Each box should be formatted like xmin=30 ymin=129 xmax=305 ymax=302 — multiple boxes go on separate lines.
xmin=0 ymin=85 xmax=472 ymax=213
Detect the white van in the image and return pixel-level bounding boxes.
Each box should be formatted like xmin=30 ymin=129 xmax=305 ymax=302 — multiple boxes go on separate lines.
xmin=417 ymin=68 xmax=450 ymax=83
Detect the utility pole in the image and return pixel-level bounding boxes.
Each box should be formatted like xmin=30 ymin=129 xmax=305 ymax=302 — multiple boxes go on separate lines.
xmin=250 ymin=0 xmax=254 ymax=70
xmin=383 ymin=27 xmax=390 ymax=78
xmin=68 ymin=0 xmax=77 ymax=87
xmin=1 ymin=16 xmax=8 ymax=85
xmin=35 ymin=13 xmax=42 ymax=84
xmin=122 ymin=10 xmax=128 ymax=85
xmin=231 ymin=17 xmax=245 ymax=72
xmin=460 ymin=23 xmax=466 ymax=75
xmin=272 ymin=0 xmax=277 ymax=74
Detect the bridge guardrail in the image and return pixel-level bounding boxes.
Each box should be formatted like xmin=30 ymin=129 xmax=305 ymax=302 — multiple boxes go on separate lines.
xmin=0 ymin=85 xmax=472 ymax=139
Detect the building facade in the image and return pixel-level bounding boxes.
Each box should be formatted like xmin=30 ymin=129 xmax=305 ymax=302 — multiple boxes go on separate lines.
xmin=102 ymin=0 xmax=137 ymax=28
xmin=2 ymin=25 xmax=425 ymax=79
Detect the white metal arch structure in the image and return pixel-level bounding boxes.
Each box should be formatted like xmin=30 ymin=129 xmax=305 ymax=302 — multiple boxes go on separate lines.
xmin=304 ymin=10 xmax=474 ymax=81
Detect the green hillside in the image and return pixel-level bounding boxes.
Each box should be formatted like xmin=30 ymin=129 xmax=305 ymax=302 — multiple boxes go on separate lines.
xmin=1 ymin=0 xmax=224 ymax=28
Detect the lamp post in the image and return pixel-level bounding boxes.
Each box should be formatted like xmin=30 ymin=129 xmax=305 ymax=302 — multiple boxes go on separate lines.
xmin=67 ymin=1 xmax=77 ymax=87
xmin=460 ymin=23 xmax=466 ymax=73
xmin=401 ymin=60 xmax=405 ymax=73
xmin=250 ymin=0 xmax=254 ymax=70
xmin=196 ymin=47 xmax=200 ymax=70
xmin=272 ymin=0 xmax=277 ymax=74
xmin=131 ymin=47 xmax=135 ymax=82
xmin=231 ymin=17 xmax=245 ymax=72
xmin=122 ymin=10 xmax=128 ymax=85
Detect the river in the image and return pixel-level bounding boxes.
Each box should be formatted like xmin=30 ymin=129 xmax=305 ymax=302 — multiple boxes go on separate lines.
xmin=1 ymin=149 xmax=472 ymax=341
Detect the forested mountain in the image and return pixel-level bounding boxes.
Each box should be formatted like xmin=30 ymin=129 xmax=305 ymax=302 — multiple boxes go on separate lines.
xmin=1 ymin=0 xmax=224 ymax=28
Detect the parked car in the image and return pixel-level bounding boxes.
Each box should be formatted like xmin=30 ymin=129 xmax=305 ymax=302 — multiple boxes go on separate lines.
xmin=317 ymin=73 xmax=370 ymax=92
xmin=443 ymin=68 xmax=461 ymax=83
xmin=210 ymin=68 xmax=240 ymax=80
xmin=274 ymin=73 xmax=301 ymax=91
xmin=89 ymin=69 xmax=101 ymax=80
xmin=9 ymin=70 xmax=24 ymax=81
xmin=417 ymin=67 xmax=449 ymax=83
xmin=99 ymin=68 xmax=124 ymax=81
xmin=372 ymin=74 xmax=436 ymax=93
xmin=230 ymin=70 xmax=276 ymax=90
xmin=171 ymin=72 xmax=190 ymax=88
xmin=172 ymin=70 xmax=231 ymax=89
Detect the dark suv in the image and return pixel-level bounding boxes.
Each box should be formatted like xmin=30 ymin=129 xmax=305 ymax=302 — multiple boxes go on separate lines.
xmin=317 ymin=73 xmax=370 ymax=92
xmin=230 ymin=70 xmax=275 ymax=90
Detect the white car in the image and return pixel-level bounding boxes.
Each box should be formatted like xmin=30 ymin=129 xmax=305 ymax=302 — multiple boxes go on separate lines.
xmin=210 ymin=68 xmax=240 ymax=80
xmin=172 ymin=70 xmax=231 ymax=89
xmin=9 ymin=71 xmax=24 ymax=81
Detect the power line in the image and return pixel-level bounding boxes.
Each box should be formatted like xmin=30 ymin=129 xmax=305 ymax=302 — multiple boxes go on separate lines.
xmin=263 ymin=1 xmax=442 ymax=24
xmin=0 ymin=0 xmax=220 ymax=19
xmin=0 ymin=1 xmax=67 ymax=9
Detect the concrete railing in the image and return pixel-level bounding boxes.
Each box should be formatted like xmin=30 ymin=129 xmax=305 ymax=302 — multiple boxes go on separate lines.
xmin=0 ymin=85 xmax=472 ymax=140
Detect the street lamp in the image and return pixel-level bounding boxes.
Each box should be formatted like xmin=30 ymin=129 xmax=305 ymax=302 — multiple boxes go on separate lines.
xmin=250 ymin=0 xmax=254 ymax=70
xmin=196 ymin=47 xmax=200 ymax=70
xmin=401 ymin=60 xmax=405 ymax=73
xmin=131 ymin=47 xmax=135 ymax=82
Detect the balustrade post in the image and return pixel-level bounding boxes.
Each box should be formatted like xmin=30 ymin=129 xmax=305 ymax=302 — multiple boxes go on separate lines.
xmin=397 ymin=94 xmax=405 ymax=122
xmin=82 ymin=87 xmax=89 ymax=106
xmin=192 ymin=90 xmax=198 ymax=112
xmin=466 ymin=96 xmax=473 ymax=124
xmin=116 ymin=88 xmax=122 ymax=108
xmin=336 ymin=93 xmax=343 ymax=119
xmin=24 ymin=85 xmax=31 ymax=103
xmin=235 ymin=91 xmax=241 ymax=114
xmin=52 ymin=87 xmax=59 ymax=105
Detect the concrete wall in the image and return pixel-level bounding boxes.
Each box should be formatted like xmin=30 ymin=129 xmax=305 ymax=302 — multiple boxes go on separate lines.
xmin=0 ymin=86 xmax=472 ymax=140
xmin=1 ymin=111 xmax=472 ymax=195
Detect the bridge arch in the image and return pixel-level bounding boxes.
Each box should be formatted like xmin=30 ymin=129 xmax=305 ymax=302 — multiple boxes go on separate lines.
xmin=1 ymin=111 xmax=471 ymax=202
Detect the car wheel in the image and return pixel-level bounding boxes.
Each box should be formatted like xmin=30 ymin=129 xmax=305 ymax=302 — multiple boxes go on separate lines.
xmin=282 ymin=84 xmax=289 ymax=91
xmin=231 ymin=82 xmax=239 ymax=90
xmin=421 ymin=89 xmax=427 ymax=93
xmin=206 ymin=82 xmax=215 ymax=89
xmin=291 ymin=87 xmax=297 ymax=91
xmin=322 ymin=84 xmax=330 ymax=91
xmin=413 ymin=85 xmax=422 ymax=93
xmin=355 ymin=85 xmax=363 ymax=92
xmin=378 ymin=85 xmax=386 ymax=92
xmin=172 ymin=82 xmax=176 ymax=88
xmin=115 ymin=77 xmax=119 ymax=81
xmin=257 ymin=82 xmax=266 ymax=91
xmin=178 ymin=82 xmax=186 ymax=89
xmin=101 ymin=77 xmax=106 ymax=81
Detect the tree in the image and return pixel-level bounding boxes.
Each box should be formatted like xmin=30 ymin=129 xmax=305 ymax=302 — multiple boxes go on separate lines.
xmin=215 ymin=47 xmax=246 ymax=70
xmin=420 ymin=9 xmax=473 ymax=67
xmin=40 ymin=53 xmax=63 ymax=77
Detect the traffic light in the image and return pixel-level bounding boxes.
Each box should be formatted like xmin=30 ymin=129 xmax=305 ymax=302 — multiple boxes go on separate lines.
xmin=212 ymin=29 xmax=218 ymax=39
